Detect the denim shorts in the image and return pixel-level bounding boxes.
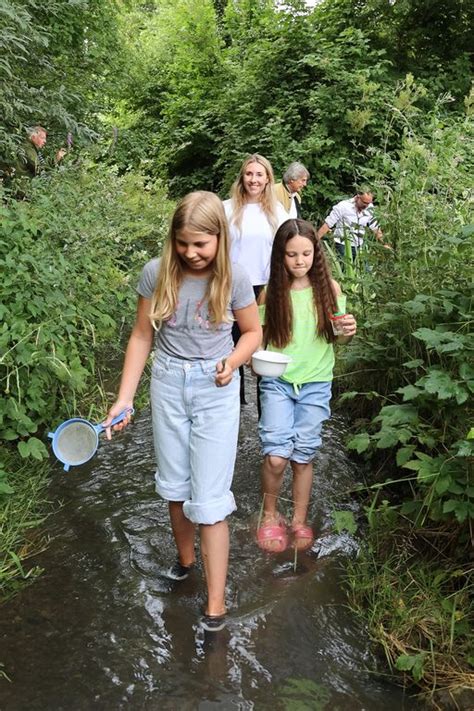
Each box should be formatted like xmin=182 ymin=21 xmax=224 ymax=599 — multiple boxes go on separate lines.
xmin=150 ymin=353 xmax=240 ymax=525
xmin=258 ymin=378 xmax=332 ymax=463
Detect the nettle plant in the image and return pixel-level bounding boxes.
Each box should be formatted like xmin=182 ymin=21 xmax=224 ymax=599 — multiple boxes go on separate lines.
xmin=345 ymin=286 xmax=473 ymax=526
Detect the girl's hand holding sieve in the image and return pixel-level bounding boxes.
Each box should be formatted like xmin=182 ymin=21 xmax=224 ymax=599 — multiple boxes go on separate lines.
xmin=103 ymin=401 xmax=134 ymax=440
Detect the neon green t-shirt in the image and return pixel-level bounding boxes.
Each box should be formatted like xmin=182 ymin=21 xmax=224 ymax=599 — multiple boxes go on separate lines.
xmin=259 ymin=287 xmax=335 ymax=384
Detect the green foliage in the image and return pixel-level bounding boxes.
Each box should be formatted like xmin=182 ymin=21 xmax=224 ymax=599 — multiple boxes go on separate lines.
xmin=0 ymin=164 xmax=172 ymax=459
xmin=0 ymin=0 xmax=123 ymax=163
xmin=216 ymin=8 xmax=399 ymax=206
xmin=109 ymin=0 xmax=474 ymax=220
xmin=347 ymin=290 xmax=473 ymax=526
xmin=109 ymin=0 xmax=226 ymax=195
xmin=340 ymin=107 xmax=473 ymax=531
xmin=316 ymin=0 xmax=474 ymax=102
xmin=346 ymin=520 xmax=473 ymax=694
xmin=1 ymin=0 xmax=473 ymax=692
xmin=395 ymin=652 xmax=427 ymax=682
xmin=0 ymin=451 xmax=50 ymax=601
xmin=332 ymin=510 xmax=357 ymax=535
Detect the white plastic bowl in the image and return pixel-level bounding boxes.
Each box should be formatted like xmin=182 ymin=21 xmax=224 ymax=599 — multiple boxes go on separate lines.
xmin=251 ymin=350 xmax=292 ymax=377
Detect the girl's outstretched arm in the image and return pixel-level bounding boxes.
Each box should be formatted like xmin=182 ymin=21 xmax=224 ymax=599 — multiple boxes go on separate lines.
xmin=215 ymin=303 xmax=262 ymax=387
xmin=103 ymin=296 xmax=154 ymax=436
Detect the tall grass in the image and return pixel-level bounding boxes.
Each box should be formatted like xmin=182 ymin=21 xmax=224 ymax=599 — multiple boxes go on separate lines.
xmin=0 ymin=453 xmax=51 ymax=602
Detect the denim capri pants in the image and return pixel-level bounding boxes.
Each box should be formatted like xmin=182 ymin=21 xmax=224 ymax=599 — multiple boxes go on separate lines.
xmin=258 ymin=378 xmax=332 ymax=463
xmin=150 ymin=352 xmax=240 ymax=525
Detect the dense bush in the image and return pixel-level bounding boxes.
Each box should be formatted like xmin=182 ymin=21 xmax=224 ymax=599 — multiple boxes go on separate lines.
xmin=0 ymin=163 xmax=172 ymax=483
xmin=110 ymin=0 xmax=473 ymax=219
xmin=334 ymin=105 xmax=474 ymax=693
xmin=0 ymin=0 xmax=124 ymax=162
xmin=340 ymin=105 xmax=473 ymax=526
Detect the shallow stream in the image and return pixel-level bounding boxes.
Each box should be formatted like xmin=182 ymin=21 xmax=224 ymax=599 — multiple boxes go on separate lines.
xmin=0 ymin=376 xmax=425 ymax=710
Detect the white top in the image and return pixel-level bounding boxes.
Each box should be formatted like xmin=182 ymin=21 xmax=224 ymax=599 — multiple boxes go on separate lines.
xmin=324 ymin=197 xmax=379 ymax=248
xmin=288 ymin=193 xmax=298 ymax=218
xmin=223 ymin=199 xmax=288 ymax=286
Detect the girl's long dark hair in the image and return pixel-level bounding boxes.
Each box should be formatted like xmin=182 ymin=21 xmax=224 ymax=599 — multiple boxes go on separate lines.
xmin=265 ymin=219 xmax=338 ymax=348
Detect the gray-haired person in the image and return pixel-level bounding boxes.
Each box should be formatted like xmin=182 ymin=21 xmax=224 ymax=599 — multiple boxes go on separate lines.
xmin=274 ymin=162 xmax=310 ymax=218
xmin=1 ymin=126 xmax=67 ymax=183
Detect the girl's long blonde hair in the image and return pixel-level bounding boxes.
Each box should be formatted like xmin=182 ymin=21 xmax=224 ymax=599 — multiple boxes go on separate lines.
xmin=229 ymin=154 xmax=279 ymax=234
xmin=150 ymin=191 xmax=232 ymax=327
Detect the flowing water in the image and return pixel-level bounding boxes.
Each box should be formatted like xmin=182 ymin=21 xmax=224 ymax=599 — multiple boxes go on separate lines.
xmin=0 ymin=376 xmax=425 ymax=710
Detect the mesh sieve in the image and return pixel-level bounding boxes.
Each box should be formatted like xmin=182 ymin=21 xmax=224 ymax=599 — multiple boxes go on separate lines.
xmin=55 ymin=421 xmax=98 ymax=465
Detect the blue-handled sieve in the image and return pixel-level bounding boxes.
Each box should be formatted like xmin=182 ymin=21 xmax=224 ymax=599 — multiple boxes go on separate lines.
xmin=48 ymin=408 xmax=134 ymax=471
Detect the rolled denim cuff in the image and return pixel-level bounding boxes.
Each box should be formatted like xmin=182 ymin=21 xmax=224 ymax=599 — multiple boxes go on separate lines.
xmin=183 ymin=492 xmax=236 ymax=525
xmin=154 ymin=471 xmax=189 ymax=502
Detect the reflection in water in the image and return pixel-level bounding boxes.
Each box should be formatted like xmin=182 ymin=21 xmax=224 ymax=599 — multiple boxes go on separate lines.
xmin=0 ymin=375 xmax=424 ymax=710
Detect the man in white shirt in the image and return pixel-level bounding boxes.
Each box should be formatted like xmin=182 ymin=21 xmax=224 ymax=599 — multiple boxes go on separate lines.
xmin=317 ymin=190 xmax=390 ymax=260
xmin=274 ymin=162 xmax=310 ymax=218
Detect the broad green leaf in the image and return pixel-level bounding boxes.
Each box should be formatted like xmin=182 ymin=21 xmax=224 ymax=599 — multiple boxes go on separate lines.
xmin=375 ymin=404 xmax=418 ymax=426
xmin=332 ymin=510 xmax=357 ymax=535
xmin=454 ymin=502 xmax=469 ymax=523
xmin=17 ymin=437 xmax=48 ymax=460
xmin=416 ymin=370 xmax=468 ymax=403
xmin=347 ymin=432 xmax=371 ymax=454
xmin=403 ymin=460 xmax=422 ymax=471
xmin=459 ymin=363 xmax=474 ymax=381
xmin=435 ymin=475 xmax=451 ymax=495
xmin=402 ymin=359 xmax=424 ymax=369
xmin=443 ymin=500 xmax=457 ymax=513
xmin=396 ymin=446 xmax=416 ymax=466
xmin=0 ymin=481 xmax=14 ymax=495
xmin=17 ymin=441 xmax=30 ymax=458
xmin=395 ymin=654 xmax=416 ymax=671
xmin=396 ymin=384 xmax=422 ymax=401
xmin=375 ymin=428 xmax=402 ymax=448
xmin=26 ymin=437 xmax=48 ymax=461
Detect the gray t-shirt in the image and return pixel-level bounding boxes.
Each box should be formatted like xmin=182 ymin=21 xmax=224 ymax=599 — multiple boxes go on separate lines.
xmin=137 ymin=258 xmax=255 ymax=361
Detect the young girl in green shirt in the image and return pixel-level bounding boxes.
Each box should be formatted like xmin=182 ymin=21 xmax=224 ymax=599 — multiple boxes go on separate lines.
xmin=257 ymin=219 xmax=357 ymax=553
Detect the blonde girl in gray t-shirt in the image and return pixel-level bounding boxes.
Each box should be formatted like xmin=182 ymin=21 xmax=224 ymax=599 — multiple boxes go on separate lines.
xmin=104 ymin=191 xmax=261 ymax=632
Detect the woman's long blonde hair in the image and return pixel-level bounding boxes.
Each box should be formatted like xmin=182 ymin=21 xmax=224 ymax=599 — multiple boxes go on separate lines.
xmin=150 ymin=191 xmax=232 ymax=327
xmin=229 ymin=154 xmax=279 ymax=234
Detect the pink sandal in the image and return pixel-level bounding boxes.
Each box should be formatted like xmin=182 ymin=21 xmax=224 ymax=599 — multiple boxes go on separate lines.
xmin=291 ymin=523 xmax=314 ymax=551
xmin=257 ymin=516 xmax=288 ymax=553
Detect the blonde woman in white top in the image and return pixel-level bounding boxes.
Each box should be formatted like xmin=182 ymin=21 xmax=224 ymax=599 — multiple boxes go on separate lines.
xmin=223 ymin=154 xmax=288 ymax=403
xmin=223 ymin=154 xmax=288 ymax=291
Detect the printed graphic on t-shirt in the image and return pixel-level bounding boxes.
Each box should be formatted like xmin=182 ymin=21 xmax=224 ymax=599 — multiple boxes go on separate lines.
xmin=167 ymin=298 xmax=227 ymax=332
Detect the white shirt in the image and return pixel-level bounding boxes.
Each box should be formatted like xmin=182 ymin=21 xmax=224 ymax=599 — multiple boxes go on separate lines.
xmin=223 ymin=199 xmax=288 ymax=285
xmin=324 ymin=197 xmax=379 ymax=248
xmin=287 ymin=192 xmax=298 ymax=218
